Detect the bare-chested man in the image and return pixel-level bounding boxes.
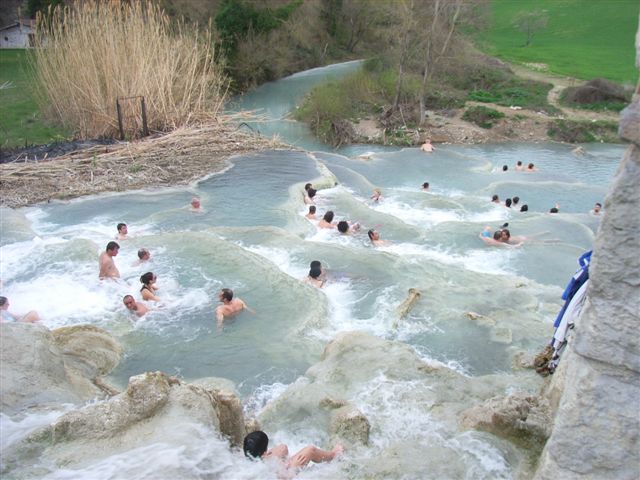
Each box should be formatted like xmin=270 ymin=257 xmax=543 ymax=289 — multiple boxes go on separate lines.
xmin=190 ymin=197 xmax=203 ymax=212
xmin=318 ymin=211 xmax=336 ymax=229
xmin=368 ymin=229 xmax=388 ymax=247
xmin=99 ymin=241 xmax=120 ymax=279
xmin=123 ymin=295 xmax=149 ymax=317
xmin=215 ymin=288 xmax=254 ymax=326
xmin=116 ymin=223 xmax=128 ymax=240
xmin=420 ymin=139 xmax=434 ymax=153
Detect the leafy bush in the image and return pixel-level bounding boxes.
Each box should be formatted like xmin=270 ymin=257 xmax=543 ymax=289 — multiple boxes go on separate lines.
xmin=462 ymin=106 xmax=505 ymax=129
xmin=547 ymin=119 xmax=619 ymax=143
xmin=468 ymin=90 xmax=501 ymax=103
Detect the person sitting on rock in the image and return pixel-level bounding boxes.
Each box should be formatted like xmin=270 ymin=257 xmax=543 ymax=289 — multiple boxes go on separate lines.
xmin=0 ymin=296 xmax=40 ymax=323
xmin=243 ymin=430 xmax=343 ymax=472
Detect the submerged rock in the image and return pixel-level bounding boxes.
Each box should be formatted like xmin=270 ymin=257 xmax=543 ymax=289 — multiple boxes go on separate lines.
xmin=0 ymin=323 xmax=121 ymax=414
xmin=329 ymin=405 xmax=371 ymax=446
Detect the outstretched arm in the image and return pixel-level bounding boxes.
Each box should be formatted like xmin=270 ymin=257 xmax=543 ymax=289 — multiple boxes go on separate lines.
xmin=242 ymin=300 xmax=256 ymax=314
xmin=287 ymin=444 xmax=343 ymax=469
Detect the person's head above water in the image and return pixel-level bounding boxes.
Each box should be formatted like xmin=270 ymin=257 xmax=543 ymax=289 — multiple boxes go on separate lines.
xmin=493 ymin=230 xmax=502 ymax=241
xmin=528 ymin=163 xmax=535 ymax=169
xmin=309 ymin=266 xmax=322 ymax=279
xmin=517 ymin=161 xmax=523 ymax=167
xmin=520 ymin=204 xmax=529 ymax=212
xmin=422 ymin=182 xmax=429 ymax=190
xmin=117 ymin=223 xmax=127 ymax=234
xmin=505 ymin=198 xmax=512 ymax=208
xmin=512 ymin=196 xmax=520 ymax=205
xmin=140 ymin=272 xmax=155 ymax=286
xmin=310 ymin=260 xmax=321 ymax=270
xmin=304 ymin=183 xmax=312 ymax=191
xmin=323 ymin=211 xmax=334 ymax=223
xmin=123 ymin=295 xmax=136 ymax=310
xmin=308 ymin=205 xmax=316 ymax=214
xmin=243 ymin=431 xmax=269 ymax=459
xmin=491 ymin=194 xmax=499 ymax=203
xmin=191 ymin=197 xmax=201 ymax=209
xmin=137 ymin=248 xmax=150 ymax=260
xmin=307 ymin=188 xmax=317 ymax=199
xmin=0 ymin=296 xmax=7 ymax=308
xmin=502 ymin=165 xmax=508 ymax=172
xmin=337 ymin=221 xmax=349 ymax=233
xmin=220 ymin=288 xmax=233 ymax=302
xmin=106 ymin=241 xmax=120 ymax=253
xmin=593 ymin=202 xmax=602 ymax=213
xmin=549 ymin=207 xmax=559 ymax=213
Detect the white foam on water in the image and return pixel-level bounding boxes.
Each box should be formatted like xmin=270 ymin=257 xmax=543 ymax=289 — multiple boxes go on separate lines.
xmin=372 ymin=197 xmax=463 ymax=227
xmin=40 ymin=423 xmax=268 ymax=480
xmin=0 ymin=406 xmax=74 ymax=452
xmin=451 ymin=431 xmax=513 ymax=479
xmin=380 ymin=242 xmax=516 ymax=276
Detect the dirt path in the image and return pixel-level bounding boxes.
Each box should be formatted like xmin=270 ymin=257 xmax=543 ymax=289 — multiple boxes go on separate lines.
xmin=507 ymin=63 xmax=619 ymax=122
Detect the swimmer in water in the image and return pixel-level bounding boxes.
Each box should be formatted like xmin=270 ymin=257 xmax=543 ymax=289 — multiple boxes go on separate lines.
xmin=590 ymin=202 xmax=602 ymax=215
xmin=304 ymin=188 xmax=317 ymax=205
xmin=526 ymin=163 xmax=538 ymax=172
xmin=318 ymin=211 xmax=336 ymax=229
xmin=305 ymin=205 xmax=317 ymax=220
xmin=420 ymin=139 xmax=434 ymax=153
xmin=116 ymin=223 xmax=128 ymax=240
xmin=514 ymin=161 xmax=525 ymax=171
xmin=478 ymin=230 xmax=520 ymax=248
xmin=371 ymin=188 xmax=382 ymax=202
xmin=337 ymin=220 xmax=360 ymax=234
xmin=215 ymin=288 xmax=254 ymax=326
xmin=123 ymin=295 xmax=149 ymax=318
xmin=491 ymin=194 xmax=500 ymax=204
xmin=0 ymin=296 xmax=40 ymax=323
xmin=99 ymin=241 xmax=120 ymax=279
xmin=368 ymin=229 xmax=388 ymax=247
xmin=133 ymin=248 xmax=151 ymax=266
xmin=304 ymin=265 xmax=325 ymax=288
xmin=421 ymin=182 xmax=430 ymax=191
xmin=243 ymin=431 xmax=344 ymax=472
xmin=190 ymin=197 xmax=202 ymax=212
xmin=140 ymin=272 xmax=160 ymax=302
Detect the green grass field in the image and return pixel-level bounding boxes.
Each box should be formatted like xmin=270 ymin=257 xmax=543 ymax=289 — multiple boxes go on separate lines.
xmin=477 ymin=0 xmax=639 ymax=84
xmin=0 ymin=49 xmax=68 ymax=150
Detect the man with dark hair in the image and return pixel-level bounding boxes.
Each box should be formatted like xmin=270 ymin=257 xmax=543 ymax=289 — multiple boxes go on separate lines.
xmin=502 ymin=165 xmax=508 ymax=172
xmin=305 ymin=205 xmax=317 ymax=220
xmin=491 ymin=194 xmax=500 ymax=204
xmin=243 ymin=431 xmax=343 ymax=470
xmin=368 ymin=229 xmax=388 ymax=247
xmin=215 ymin=288 xmax=253 ymax=326
xmin=99 ymin=241 xmax=120 ymax=279
xmin=318 ymin=211 xmax=335 ymax=229
xmin=505 ymin=198 xmax=512 ymax=208
xmin=512 ymin=196 xmax=520 ymax=207
xmin=590 ymin=202 xmax=602 ymax=215
xmin=133 ymin=248 xmax=151 ymax=266
xmin=116 ymin=223 xmax=128 ymax=240
xmin=421 ymin=182 xmax=430 ymax=191
xmin=515 ymin=160 xmax=525 ymax=171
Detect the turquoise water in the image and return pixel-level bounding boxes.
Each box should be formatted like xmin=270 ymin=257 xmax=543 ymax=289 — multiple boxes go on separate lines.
xmin=0 ymin=62 xmax=625 ymax=479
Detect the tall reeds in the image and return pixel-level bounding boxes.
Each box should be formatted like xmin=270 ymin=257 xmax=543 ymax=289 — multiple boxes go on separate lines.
xmin=31 ymin=1 xmax=227 ymax=139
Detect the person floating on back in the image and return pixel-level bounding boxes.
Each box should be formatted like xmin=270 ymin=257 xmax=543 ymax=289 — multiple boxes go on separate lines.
xmin=99 ymin=241 xmax=120 ymax=279
xmin=215 ymin=288 xmax=254 ymax=327
xmin=243 ymin=430 xmax=343 ymax=473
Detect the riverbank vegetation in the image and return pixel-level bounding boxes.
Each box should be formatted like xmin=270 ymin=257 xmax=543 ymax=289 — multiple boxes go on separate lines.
xmin=30 ymin=1 xmax=227 ymax=140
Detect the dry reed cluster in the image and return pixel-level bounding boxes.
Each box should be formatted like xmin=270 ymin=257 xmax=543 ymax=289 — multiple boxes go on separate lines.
xmin=31 ymin=0 xmax=228 ymax=139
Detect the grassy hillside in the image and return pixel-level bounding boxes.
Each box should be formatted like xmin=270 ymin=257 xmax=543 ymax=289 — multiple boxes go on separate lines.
xmin=477 ymin=0 xmax=638 ymax=84
xmin=0 ymin=49 xmax=68 ymax=150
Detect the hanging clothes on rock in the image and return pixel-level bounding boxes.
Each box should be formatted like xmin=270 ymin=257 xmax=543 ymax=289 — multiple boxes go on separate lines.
xmin=535 ymin=250 xmax=592 ymax=376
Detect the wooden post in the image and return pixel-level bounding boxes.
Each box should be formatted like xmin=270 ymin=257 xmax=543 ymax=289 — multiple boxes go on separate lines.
xmin=140 ymin=97 xmax=149 ymax=137
xmin=116 ymin=99 xmax=125 ymax=141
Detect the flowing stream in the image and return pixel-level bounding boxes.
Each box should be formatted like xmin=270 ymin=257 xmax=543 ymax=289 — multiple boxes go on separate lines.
xmin=0 ymin=61 xmax=624 ymax=479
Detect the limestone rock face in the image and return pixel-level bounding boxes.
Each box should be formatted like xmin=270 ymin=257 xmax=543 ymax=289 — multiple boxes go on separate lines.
xmin=534 ymin=32 xmax=640 ymax=480
xmin=460 ymin=395 xmax=551 ymax=443
xmin=329 ymin=404 xmax=371 ymax=446
xmin=0 ymin=323 xmax=120 ymax=414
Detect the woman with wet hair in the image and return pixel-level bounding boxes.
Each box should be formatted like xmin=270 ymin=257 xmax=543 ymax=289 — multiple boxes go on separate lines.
xmin=140 ymin=272 xmax=160 ymax=301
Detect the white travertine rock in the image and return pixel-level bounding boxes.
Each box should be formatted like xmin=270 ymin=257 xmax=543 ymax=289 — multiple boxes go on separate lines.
xmin=535 ymin=31 xmax=640 ymax=478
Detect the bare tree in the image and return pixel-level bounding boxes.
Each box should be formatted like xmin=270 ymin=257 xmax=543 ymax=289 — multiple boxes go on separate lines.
xmin=513 ymin=10 xmax=548 ymax=47
xmin=391 ymin=0 xmax=418 ymax=112
xmin=418 ymin=0 xmax=464 ymax=125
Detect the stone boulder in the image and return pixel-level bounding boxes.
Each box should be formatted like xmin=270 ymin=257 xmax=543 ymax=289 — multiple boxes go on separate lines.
xmin=329 ymin=404 xmax=371 ymax=446
xmin=3 ymin=372 xmax=247 ymax=476
xmin=460 ymin=395 xmax=551 ymax=443
xmin=0 ymin=323 xmax=121 ymax=414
